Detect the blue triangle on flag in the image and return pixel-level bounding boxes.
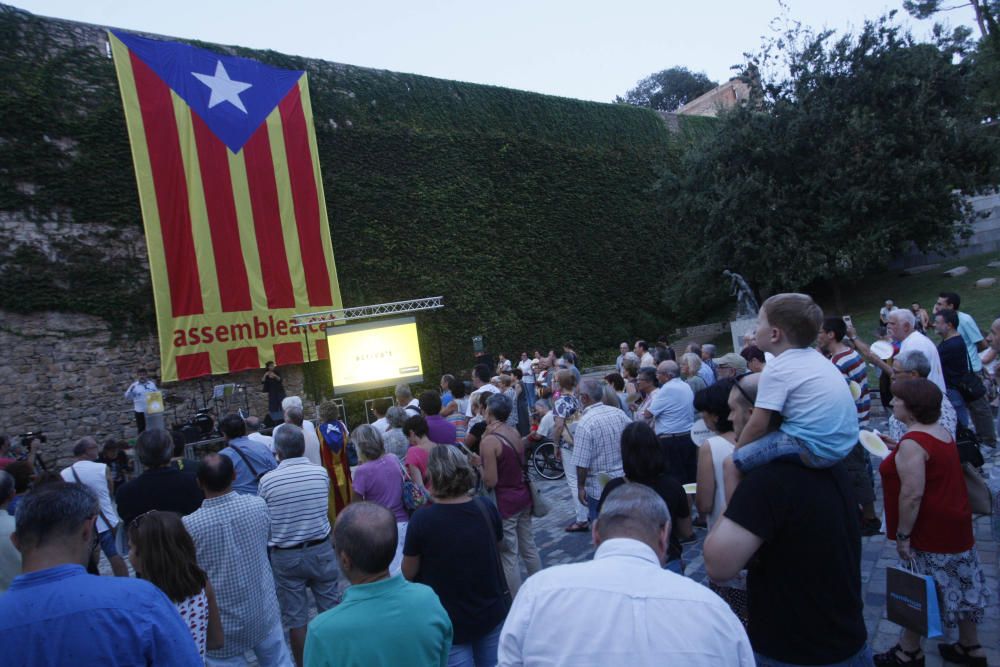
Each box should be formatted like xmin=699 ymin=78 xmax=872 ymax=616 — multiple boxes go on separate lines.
xmin=113 ymin=30 xmax=304 ymax=153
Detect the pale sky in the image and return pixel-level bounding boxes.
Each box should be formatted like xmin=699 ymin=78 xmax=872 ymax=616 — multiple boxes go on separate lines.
xmin=11 ymin=0 xmax=979 ymax=102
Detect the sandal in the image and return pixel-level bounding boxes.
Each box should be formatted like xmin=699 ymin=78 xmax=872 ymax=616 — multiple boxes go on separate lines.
xmin=874 ymin=643 xmax=924 ymax=666
xmin=938 ymin=642 xmax=986 ymax=666
xmin=564 ymin=521 xmax=589 ymax=533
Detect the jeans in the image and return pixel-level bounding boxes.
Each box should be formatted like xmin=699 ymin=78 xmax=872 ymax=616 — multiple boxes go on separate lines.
xmin=500 ymin=508 xmax=542 ymax=597
xmin=523 ymin=381 xmax=536 ymax=408
xmin=732 ymin=430 xmax=838 ymax=473
xmin=946 ymin=388 xmax=972 ymax=429
xmin=587 ymin=495 xmax=600 ymax=523
xmin=447 ymin=622 xmax=502 ymax=667
xmin=270 ymin=541 xmax=340 ymax=628
xmin=754 ymin=643 xmax=873 ymax=667
xmin=205 ymin=621 xmax=294 ymax=666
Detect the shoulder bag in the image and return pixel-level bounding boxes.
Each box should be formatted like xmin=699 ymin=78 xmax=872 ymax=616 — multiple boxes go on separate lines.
xmin=956 ymin=346 xmax=987 ymax=403
xmin=395 ymin=455 xmax=431 ymax=514
xmin=229 ymin=444 xmax=264 ymax=483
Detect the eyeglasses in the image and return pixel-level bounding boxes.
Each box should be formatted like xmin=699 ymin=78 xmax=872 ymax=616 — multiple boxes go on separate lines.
xmin=733 ymin=373 xmax=755 ymax=404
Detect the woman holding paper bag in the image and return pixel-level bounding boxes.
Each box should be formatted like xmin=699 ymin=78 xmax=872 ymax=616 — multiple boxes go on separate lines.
xmin=875 ymin=379 xmax=989 ymax=667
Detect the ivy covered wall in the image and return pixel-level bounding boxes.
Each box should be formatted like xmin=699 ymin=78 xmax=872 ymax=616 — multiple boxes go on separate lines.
xmin=0 ymin=4 xmax=715 ymax=397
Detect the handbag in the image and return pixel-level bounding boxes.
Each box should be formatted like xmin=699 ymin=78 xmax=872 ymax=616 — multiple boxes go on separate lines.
xmin=963 ymin=462 xmax=993 ymax=516
xmin=886 ymin=561 xmax=943 ymax=637
xmin=956 ymin=348 xmax=987 ymax=403
xmin=395 ymin=456 xmax=431 ymax=514
xmin=955 ymin=425 xmax=985 ymax=468
xmin=472 ymin=496 xmax=512 ymax=609
xmin=495 ymin=434 xmax=550 ymax=518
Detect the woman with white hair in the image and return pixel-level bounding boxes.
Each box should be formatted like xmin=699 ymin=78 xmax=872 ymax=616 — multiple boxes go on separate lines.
xmin=350 ymin=424 xmax=409 ymax=575
xmin=679 ymin=353 xmax=707 ymax=394
xmin=403 ymin=445 xmax=509 ymax=667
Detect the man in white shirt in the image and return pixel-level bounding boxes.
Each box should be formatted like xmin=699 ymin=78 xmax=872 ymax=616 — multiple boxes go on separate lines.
xmin=273 ymin=406 xmax=321 ymax=465
xmin=498 ymin=483 xmax=752 ymax=666
xmin=60 ymin=437 xmax=129 ymax=577
xmin=259 ymin=425 xmax=338 ymax=666
xmin=644 ymin=361 xmax=698 ymax=484
xmin=634 ymin=340 xmax=655 ymax=369
xmin=124 ymin=368 xmax=158 ymax=434
xmin=395 ymin=384 xmax=421 ymax=417
xmin=245 ymin=416 xmax=274 ymax=451
xmin=517 ymin=353 xmax=536 ymax=406
xmin=0 ymin=471 xmax=20 ymax=592
xmin=466 ymin=364 xmax=500 ymax=417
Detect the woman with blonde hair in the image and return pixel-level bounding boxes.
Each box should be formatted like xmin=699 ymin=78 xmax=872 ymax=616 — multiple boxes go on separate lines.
xmin=403 ymin=445 xmax=509 ymax=666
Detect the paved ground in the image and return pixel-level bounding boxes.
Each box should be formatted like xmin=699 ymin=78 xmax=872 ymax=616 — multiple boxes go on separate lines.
xmin=527 ymin=408 xmax=1000 ymax=665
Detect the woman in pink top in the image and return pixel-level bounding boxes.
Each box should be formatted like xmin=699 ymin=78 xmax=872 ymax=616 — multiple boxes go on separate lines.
xmin=403 ymin=415 xmax=436 ymax=494
xmin=481 ymin=393 xmax=541 ymax=597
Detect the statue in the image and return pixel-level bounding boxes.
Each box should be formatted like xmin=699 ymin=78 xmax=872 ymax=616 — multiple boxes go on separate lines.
xmin=723 ymin=269 xmax=759 ymax=318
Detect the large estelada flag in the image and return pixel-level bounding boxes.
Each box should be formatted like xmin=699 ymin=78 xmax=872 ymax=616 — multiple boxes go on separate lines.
xmin=109 ymin=31 xmax=342 ymax=382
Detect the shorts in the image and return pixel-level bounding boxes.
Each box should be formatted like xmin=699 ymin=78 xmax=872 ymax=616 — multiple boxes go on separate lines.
xmin=98 ymin=528 xmax=118 ymax=559
xmin=270 ymin=540 xmax=340 ymax=628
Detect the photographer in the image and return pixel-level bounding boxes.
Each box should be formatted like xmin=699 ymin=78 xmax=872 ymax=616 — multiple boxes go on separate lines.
xmin=0 ymin=434 xmax=40 ymax=472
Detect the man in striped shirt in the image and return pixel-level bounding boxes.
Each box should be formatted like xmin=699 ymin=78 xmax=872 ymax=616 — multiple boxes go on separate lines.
xmin=819 ymin=317 xmax=880 ymax=536
xmin=259 ymin=425 xmax=340 ymax=666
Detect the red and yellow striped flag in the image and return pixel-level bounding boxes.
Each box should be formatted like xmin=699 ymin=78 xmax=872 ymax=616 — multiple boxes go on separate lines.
xmin=110 ymin=31 xmax=341 ymax=382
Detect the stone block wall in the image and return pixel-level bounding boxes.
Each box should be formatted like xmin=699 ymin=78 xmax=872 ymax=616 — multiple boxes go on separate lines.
xmin=0 ymin=309 xmax=311 ymax=469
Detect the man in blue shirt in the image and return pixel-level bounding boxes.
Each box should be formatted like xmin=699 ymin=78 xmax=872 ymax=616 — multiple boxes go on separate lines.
xmin=0 ymin=483 xmax=202 ymax=665
xmin=218 ymin=412 xmax=277 ymax=495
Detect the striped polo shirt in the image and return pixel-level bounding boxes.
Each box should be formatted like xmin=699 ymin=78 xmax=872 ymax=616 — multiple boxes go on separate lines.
xmin=258 ymin=457 xmax=331 ymax=547
xmin=830 ymin=348 xmax=870 ymax=428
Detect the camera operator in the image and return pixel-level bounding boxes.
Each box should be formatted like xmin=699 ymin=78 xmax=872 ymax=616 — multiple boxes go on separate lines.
xmin=0 ymin=434 xmax=40 ymax=472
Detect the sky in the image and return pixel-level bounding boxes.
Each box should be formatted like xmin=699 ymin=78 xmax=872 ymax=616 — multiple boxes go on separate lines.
xmin=11 ymin=0 xmax=980 ymax=103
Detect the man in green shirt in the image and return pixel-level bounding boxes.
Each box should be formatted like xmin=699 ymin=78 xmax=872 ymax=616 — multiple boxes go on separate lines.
xmin=305 ymin=502 xmax=452 ymax=667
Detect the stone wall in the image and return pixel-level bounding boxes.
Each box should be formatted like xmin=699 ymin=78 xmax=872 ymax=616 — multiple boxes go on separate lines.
xmin=0 ymin=309 xmax=311 ymax=469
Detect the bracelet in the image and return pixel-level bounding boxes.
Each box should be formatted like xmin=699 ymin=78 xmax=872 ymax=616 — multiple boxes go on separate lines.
xmin=896 ymin=532 xmax=910 ymax=541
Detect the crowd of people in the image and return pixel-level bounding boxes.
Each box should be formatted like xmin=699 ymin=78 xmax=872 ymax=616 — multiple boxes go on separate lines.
xmin=0 ymin=290 xmax=997 ymax=666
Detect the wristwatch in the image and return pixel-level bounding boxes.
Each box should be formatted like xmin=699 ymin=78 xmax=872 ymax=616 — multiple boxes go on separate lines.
xmin=895 ymin=531 xmax=910 ymax=541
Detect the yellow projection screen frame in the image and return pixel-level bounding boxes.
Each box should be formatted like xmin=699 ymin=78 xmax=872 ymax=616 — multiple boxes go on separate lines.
xmin=327 ymin=317 xmax=423 ymax=394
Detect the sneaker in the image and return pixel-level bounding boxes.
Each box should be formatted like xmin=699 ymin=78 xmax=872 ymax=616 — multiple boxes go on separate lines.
xmin=861 ymin=518 xmax=883 ymax=537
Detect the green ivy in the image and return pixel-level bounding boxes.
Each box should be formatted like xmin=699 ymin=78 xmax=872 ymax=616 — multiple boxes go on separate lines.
xmin=0 ymin=5 xmax=715 ymax=389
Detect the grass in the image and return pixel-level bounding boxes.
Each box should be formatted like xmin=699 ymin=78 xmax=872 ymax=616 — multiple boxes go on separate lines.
xmin=823 ymin=250 xmax=1000 ymax=341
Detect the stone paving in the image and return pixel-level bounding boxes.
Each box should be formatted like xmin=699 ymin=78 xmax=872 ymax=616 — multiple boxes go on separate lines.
xmin=527 ymin=421 xmax=1000 ymax=665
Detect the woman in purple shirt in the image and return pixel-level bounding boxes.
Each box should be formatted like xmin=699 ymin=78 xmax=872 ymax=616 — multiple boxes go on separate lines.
xmin=350 ymin=424 xmax=409 ymax=575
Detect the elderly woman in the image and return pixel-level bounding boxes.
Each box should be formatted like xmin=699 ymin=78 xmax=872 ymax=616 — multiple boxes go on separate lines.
xmin=680 ymin=352 xmax=707 ymax=394
xmin=480 ymin=393 xmax=541 ymax=597
xmin=382 ymin=406 xmax=410 ymax=460
xmin=403 ymin=445 xmax=509 ymax=667
xmin=693 ymin=379 xmax=747 ymax=624
xmin=441 ymin=376 xmax=470 ymax=441
xmin=317 ymin=400 xmax=353 ymax=523
xmin=876 ymin=379 xmax=989 ymax=667
xmin=551 ymin=369 xmax=588 ymax=532
xmin=350 ymin=424 xmax=410 ymax=576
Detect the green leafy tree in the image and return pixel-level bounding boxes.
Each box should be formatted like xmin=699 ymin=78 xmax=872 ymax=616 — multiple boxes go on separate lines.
xmin=616 ymin=67 xmax=718 ymax=112
xmin=903 ymin=0 xmax=999 ymax=37
xmin=661 ymin=16 xmax=1000 ymax=315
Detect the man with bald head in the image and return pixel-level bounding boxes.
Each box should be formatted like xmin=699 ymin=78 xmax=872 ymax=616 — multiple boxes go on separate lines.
xmin=184 ymin=454 xmax=291 ymax=666
xmin=499 ymin=484 xmax=753 ymax=665
xmin=644 ymin=360 xmax=698 ymax=484
xmin=305 ymin=502 xmax=452 ymax=667
xmin=60 ymin=436 xmax=128 ymax=577
xmin=706 ymin=373 xmax=869 ymax=666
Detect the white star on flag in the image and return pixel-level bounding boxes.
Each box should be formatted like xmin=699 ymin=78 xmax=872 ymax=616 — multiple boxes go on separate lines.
xmin=192 ymin=61 xmax=252 ymax=113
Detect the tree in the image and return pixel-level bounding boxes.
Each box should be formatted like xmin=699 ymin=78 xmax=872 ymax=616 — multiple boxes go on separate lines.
xmin=660 ymin=16 xmax=1000 ymax=316
xmin=903 ymin=0 xmax=999 ymax=38
xmin=616 ymin=67 xmax=718 ymax=112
